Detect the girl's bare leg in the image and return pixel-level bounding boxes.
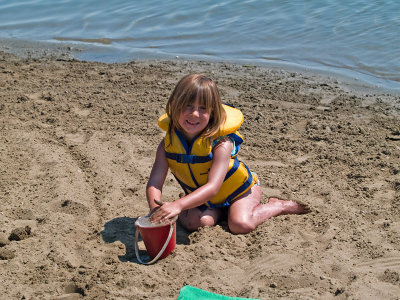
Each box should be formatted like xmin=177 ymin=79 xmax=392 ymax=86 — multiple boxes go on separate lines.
xmin=228 ymin=185 xmax=309 ymax=234
xmin=179 ymin=207 xmax=222 ymax=232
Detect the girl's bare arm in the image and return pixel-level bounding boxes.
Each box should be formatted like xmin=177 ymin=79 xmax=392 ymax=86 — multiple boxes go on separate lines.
xmin=146 ymin=140 xmax=169 ymax=213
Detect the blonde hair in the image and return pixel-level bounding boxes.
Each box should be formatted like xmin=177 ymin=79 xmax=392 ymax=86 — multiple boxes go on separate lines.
xmin=166 ymin=74 xmax=226 ymax=139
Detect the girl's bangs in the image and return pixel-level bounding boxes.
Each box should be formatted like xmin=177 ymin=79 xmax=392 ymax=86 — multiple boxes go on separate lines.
xmin=196 ymin=85 xmax=213 ymax=111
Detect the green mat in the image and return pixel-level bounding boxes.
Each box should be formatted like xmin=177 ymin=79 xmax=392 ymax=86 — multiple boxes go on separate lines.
xmin=177 ymin=285 xmax=259 ymax=300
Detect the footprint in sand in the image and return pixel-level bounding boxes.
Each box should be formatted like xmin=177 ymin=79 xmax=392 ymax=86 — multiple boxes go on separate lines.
xmin=64 ymin=131 xmax=93 ymax=145
xmin=121 ymin=188 xmax=138 ymax=197
xmin=379 ymin=269 xmax=400 ymax=286
xmin=72 ymin=105 xmax=91 ymax=117
xmin=60 ymin=200 xmax=89 ymax=216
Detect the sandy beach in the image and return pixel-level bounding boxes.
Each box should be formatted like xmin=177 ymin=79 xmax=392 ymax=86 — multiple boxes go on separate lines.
xmin=0 ymin=50 xmax=399 ymax=299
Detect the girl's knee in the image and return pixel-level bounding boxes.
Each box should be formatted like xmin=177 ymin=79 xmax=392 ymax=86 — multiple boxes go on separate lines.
xmin=228 ymin=219 xmax=256 ymax=234
xmin=179 ymin=217 xmax=200 ymax=232
xmin=179 ymin=212 xmax=217 ymax=232
xmin=199 ymin=214 xmax=217 ymax=227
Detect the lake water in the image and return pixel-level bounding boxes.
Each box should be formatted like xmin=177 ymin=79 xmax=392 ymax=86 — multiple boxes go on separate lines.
xmin=0 ymin=0 xmax=399 ymax=92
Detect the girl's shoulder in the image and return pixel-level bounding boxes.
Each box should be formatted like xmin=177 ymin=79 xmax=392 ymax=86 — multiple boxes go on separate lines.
xmin=212 ymin=135 xmax=236 ymax=156
xmin=212 ymin=135 xmax=234 ymax=146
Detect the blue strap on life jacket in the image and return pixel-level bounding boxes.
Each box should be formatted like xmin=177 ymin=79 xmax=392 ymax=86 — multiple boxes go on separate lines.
xmin=165 ymin=152 xmax=213 ymax=164
xmin=206 ymin=200 xmax=231 ymax=209
xmin=226 ymin=133 xmax=243 ymax=156
xmin=172 ymin=173 xmax=196 ymax=194
xmin=188 ymin=163 xmax=200 ymax=188
xmin=175 ymin=128 xmax=190 ymax=152
xmin=224 ymin=156 xmax=240 ymax=180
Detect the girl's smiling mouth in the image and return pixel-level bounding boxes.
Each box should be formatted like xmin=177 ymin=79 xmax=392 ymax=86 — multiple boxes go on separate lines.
xmin=186 ymin=120 xmax=199 ymax=126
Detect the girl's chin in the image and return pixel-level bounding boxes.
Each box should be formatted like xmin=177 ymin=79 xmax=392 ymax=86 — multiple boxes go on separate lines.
xmin=184 ymin=123 xmax=202 ymax=132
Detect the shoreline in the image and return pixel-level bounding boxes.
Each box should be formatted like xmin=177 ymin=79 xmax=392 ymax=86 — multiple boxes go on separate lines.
xmin=1 ymin=37 xmax=399 ymax=98
xmin=1 ymin=50 xmax=399 ymax=299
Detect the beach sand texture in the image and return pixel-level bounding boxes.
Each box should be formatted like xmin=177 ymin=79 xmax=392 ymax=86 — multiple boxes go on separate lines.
xmin=0 ymin=51 xmax=399 ymax=299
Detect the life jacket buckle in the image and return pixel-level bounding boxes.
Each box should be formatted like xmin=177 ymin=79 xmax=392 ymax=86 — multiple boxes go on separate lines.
xmin=177 ymin=154 xmax=193 ymax=164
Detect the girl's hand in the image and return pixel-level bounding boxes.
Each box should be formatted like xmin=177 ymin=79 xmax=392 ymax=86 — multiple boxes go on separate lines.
xmin=148 ymin=206 xmax=160 ymax=217
xmin=149 ymin=200 xmax=182 ymax=223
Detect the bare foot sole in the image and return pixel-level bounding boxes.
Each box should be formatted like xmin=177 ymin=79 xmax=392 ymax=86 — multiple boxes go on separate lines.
xmin=268 ymin=197 xmax=310 ymax=215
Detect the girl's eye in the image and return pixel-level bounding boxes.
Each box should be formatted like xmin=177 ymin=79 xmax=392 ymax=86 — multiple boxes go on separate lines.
xmin=184 ymin=104 xmax=208 ymax=113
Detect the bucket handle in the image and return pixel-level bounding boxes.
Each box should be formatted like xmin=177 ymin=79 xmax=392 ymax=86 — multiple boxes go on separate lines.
xmin=134 ymin=223 xmax=174 ymax=265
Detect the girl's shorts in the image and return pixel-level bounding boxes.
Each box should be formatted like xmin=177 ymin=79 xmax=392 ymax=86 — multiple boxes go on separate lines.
xmin=252 ymin=172 xmax=260 ymax=186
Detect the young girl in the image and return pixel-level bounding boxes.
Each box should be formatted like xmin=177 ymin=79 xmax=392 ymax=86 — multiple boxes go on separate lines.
xmin=146 ymin=74 xmax=309 ymax=234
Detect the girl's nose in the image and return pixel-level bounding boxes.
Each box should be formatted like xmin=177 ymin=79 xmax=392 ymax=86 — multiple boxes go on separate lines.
xmin=190 ymin=107 xmax=200 ymax=117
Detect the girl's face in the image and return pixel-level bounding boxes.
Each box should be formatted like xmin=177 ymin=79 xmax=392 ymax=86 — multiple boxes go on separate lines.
xmin=178 ymin=99 xmax=210 ymax=141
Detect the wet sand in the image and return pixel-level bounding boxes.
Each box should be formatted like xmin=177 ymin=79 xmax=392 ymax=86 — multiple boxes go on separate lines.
xmin=0 ymin=51 xmax=399 ymax=299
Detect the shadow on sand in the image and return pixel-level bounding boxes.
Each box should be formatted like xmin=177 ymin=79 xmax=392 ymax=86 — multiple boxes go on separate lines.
xmin=101 ymin=216 xmax=190 ymax=263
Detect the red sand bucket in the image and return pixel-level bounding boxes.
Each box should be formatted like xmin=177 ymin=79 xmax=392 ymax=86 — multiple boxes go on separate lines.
xmin=134 ymin=216 xmax=177 ymax=264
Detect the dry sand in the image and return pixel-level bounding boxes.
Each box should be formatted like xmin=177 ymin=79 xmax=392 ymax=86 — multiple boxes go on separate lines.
xmin=0 ymin=51 xmax=399 ymax=299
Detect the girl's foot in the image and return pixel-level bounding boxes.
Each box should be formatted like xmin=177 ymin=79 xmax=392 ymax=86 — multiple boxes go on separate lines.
xmin=268 ymin=197 xmax=310 ymax=215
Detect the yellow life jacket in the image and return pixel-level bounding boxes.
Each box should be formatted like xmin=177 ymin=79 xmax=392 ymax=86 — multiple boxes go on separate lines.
xmin=158 ymin=104 xmax=255 ymax=208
